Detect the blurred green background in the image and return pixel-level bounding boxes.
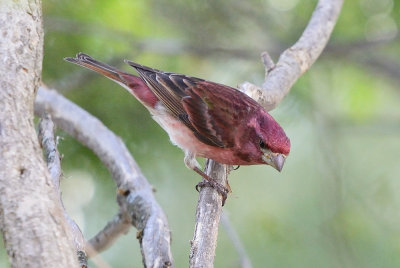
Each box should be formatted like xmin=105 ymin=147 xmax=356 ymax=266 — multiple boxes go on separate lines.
xmin=3 ymin=0 xmax=400 ymax=267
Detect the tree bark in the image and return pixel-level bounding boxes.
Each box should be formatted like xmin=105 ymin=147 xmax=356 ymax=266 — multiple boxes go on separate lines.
xmin=0 ymin=1 xmax=78 ymax=267
xmin=241 ymin=0 xmax=344 ymax=111
xmin=190 ymin=160 xmax=229 ymax=268
xmin=35 ymin=87 xmax=174 ymax=267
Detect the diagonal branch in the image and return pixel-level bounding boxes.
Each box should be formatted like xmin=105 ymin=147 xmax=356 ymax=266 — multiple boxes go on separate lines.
xmin=35 ymin=86 xmax=174 ymax=268
xmin=220 ymin=212 xmax=252 ymax=268
xmin=241 ymin=0 xmax=344 ymax=111
xmin=87 ymin=211 xmax=131 ymax=256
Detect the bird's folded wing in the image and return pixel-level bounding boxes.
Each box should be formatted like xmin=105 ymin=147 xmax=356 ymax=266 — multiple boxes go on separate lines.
xmin=182 ymin=82 xmax=259 ymax=148
xmin=126 ymin=60 xmax=258 ymax=148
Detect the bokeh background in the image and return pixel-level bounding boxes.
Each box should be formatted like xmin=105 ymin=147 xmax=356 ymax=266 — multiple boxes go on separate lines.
xmin=2 ymin=0 xmax=400 ymax=267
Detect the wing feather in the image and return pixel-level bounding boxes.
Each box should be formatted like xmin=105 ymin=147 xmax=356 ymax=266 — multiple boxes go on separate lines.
xmin=125 ymin=60 xmax=259 ymax=148
xmin=182 ymin=82 xmax=259 ymax=148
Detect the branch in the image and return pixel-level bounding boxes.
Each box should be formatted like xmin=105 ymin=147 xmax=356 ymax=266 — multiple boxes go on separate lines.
xmin=191 ymin=0 xmax=344 ymax=266
xmin=38 ymin=114 xmax=62 ymax=188
xmin=38 ymin=114 xmax=88 ymax=267
xmin=240 ymin=0 xmax=344 ymax=111
xmin=189 ymin=160 xmax=229 ymax=267
xmin=87 ymin=211 xmax=131 ymax=256
xmin=35 ymin=87 xmax=174 ymax=268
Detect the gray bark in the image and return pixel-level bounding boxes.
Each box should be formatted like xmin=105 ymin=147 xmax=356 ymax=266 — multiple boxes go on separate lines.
xmin=190 ymin=160 xmax=229 ymax=268
xmin=241 ymin=0 xmax=344 ymax=111
xmin=0 ymin=1 xmax=78 ymax=267
xmin=35 ymin=87 xmax=174 ymax=267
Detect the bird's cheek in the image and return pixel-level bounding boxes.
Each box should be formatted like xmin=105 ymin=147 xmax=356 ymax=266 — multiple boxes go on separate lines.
xmin=237 ymin=143 xmax=261 ymax=163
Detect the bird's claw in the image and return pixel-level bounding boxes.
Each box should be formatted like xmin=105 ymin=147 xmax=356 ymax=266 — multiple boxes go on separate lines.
xmin=195 ymin=180 xmax=229 ymax=206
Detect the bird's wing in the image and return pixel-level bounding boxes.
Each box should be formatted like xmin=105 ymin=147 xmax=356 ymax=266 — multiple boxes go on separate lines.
xmin=125 ymin=60 xmax=259 ymax=148
xmin=182 ymin=81 xmax=260 ymax=148
xmin=125 ymin=60 xmax=199 ymax=117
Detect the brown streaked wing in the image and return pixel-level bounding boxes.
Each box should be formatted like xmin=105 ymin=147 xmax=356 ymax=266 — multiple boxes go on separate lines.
xmin=126 ymin=61 xmax=190 ymax=117
xmin=182 ymin=82 xmax=260 ymax=148
xmin=126 ymin=60 xmax=224 ymax=147
xmin=138 ymin=70 xmax=185 ymax=117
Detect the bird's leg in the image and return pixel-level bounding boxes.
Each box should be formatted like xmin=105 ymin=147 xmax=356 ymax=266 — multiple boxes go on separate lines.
xmin=193 ymin=167 xmax=229 ymax=206
xmin=198 ymin=166 xmax=232 ymax=194
xmin=184 ymin=151 xmax=229 ymax=205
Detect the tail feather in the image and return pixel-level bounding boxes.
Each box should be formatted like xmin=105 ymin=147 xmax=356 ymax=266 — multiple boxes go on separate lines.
xmin=124 ymin=59 xmax=164 ymax=74
xmin=64 ymin=53 xmax=125 ymax=84
xmin=65 ymin=53 xmax=159 ymax=108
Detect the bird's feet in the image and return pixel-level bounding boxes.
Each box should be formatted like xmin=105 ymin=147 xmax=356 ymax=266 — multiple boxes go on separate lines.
xmin=195 ymin=180 xmax=229 ymax=206
xmin=190 ymin=163 xmax=230 ymax=206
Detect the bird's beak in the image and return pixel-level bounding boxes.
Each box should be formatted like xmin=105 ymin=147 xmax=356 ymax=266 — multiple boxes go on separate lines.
xmin=272 ymin=153 xmax=285 ymax=172
xmin=262 ymin=152 xmax=286 ymax=172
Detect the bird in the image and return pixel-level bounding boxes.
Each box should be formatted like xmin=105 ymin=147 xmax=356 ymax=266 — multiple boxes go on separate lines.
xmin=65 ymin=53 xmax=290 ymax=204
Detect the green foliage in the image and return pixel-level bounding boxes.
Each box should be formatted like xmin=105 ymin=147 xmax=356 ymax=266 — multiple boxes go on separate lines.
xmin=6 ymin=0 xmax=400 ymax=267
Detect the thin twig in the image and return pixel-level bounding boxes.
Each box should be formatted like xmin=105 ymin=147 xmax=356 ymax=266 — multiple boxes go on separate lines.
xmin=240 ymin=0 xmax=344 ymax=111
xmin=38 ymin=114 xmax=62 ymax=188
xmin=221 ymin=212 xmax=252 ymax=268
xmin=87 ymin=211 xmax=131 ymax=256
xmin=35 ymin=87 xmax=174 ymax=268
xmin=38 ymin=114 xmax=88 ymax=267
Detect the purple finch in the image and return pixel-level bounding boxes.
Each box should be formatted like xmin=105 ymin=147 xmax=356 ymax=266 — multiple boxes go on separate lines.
xmin=65 ymin=53 xmax=290 ymax=202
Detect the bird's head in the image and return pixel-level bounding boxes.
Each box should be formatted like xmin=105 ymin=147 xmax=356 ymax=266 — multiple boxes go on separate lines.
xmin=239 ymin=110 xmax=290 ymax=171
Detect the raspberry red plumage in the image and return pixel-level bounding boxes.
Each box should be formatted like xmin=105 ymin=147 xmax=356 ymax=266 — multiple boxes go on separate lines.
xmin=65 ymin=53 xmax=290 ymax=172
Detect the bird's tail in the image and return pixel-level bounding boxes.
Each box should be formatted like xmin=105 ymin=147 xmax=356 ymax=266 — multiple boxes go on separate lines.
xmin=64 ymin=53 xmax=126 ymax=84
xmin=65 ymin=53 xmax=159 ymax=108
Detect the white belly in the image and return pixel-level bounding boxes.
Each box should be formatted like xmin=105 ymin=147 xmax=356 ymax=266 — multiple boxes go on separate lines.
xmin=151 ymin=107 xmax=200 ymax=153
xmin=148 ymin=103 xmax=237 ymax=165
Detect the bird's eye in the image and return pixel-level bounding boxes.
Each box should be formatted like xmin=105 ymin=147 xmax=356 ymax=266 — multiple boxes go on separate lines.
xmin=259 ymin=140 xmax=267 ymax=149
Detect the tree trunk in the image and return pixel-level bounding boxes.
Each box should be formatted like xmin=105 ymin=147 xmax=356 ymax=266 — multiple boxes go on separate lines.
xmin=0 ymin=1 xmax=78 ymax=267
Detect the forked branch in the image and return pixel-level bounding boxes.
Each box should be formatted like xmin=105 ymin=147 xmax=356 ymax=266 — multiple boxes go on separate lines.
xmin=35 ymin=87 xmax=174 ymax=268
xmin=240 ymin=0 xmax=344 ymax=111
xmin=191 ymin=0 xmax=344 ymax=267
